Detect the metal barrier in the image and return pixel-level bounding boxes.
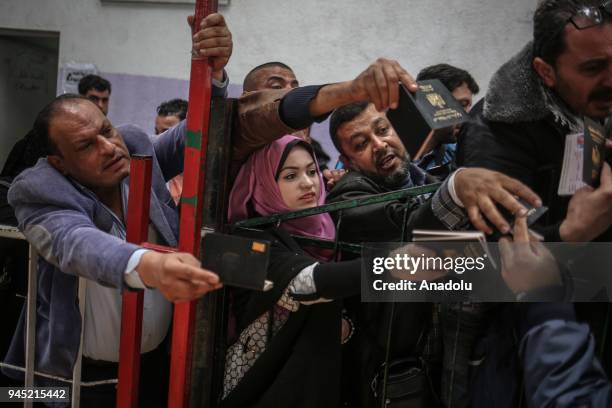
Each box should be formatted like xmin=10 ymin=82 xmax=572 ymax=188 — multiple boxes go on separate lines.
xmin=1 ymin=174 xmax=441 ymax=407
xmin=232 ymin=183 xmax=441 ymax=256
xmin=0 ymin=225 xmax=34 ymax=408
xmin=233 ymin=183 xmax=440 ymax=229
xmin=117 ymin=156 xmax=152 ymax=407
xmin=2 ymin=9 xmax=440 ymax=402
xmin=115 ymin=1 xmax=220 ymax=406
xmin=0 ymin=226 xmax=111 ymax=408
xmin=228 ymin=181 xmax=440 ymax=406
xmin=0 ymin=1 xmax=220 ymax=406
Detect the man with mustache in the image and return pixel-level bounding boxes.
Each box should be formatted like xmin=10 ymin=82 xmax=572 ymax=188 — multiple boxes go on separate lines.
xmin=460 ymin=0 xmax=612 ymax=243
xmin=327 ymin=101 xmax=537 ymax=242
xmin=2 ymin=13 xmax=230 ymax=407
xmin=325 ymin=100 xmax=542 ymax=407
xmin=454 ymin=1 xmax=612 ymax=406
xmin=326 ymin=101 xmax=434 ymax=407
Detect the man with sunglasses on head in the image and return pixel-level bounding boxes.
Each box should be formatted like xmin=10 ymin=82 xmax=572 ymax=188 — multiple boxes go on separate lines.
xmin=460 ymin=0 xmax=612 ymax=243
xmin=456 ymin=1 xmax=612 ymax=406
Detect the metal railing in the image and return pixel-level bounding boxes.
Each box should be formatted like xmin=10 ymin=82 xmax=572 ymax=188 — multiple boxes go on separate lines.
xmin=1 ymin=182 xmax=441 ymax=407
xmin=228 ymin=181 xmax=440 ymax=406
xmin=234 ymin=183 xmax=440 ymax=229
xmin=0 ymin=225 xmax=115 ymax=408
xmin=232 ymin=183 xmax=441 ymax=255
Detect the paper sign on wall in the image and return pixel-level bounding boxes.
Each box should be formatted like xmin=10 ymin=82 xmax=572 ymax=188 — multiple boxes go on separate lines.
xmin=58 ymin=62 xmax=98 ymax=95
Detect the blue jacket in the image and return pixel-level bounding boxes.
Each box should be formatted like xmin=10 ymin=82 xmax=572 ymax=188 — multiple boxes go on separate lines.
xmin=519 ymin=303 xmax=612 ymax=407
xmin=4 ymin=120 xmax=187 ymax=381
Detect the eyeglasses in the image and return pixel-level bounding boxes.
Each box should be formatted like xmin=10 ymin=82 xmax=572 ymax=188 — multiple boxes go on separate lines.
xmin=569 ymin=0 xmax=612 ymax=29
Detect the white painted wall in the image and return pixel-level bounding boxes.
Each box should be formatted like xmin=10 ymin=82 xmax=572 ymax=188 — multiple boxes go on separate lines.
xmin=0 ymin=0 xmax=536 ymax=90
xmin=0 ymin=0 xmax=537 ymax=164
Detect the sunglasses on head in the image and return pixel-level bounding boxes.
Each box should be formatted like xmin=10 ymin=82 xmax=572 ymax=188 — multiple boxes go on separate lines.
xmin=569 ymin=0 xmax=612 ymax=29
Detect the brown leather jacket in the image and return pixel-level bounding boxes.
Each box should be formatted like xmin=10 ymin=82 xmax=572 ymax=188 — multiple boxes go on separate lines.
xmin=231 ymin=89 xmax=297 ymax=179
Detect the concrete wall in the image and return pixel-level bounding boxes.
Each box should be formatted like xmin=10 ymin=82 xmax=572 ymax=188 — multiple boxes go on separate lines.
xmin=0 ymin=35 xmax=58 ymax=168
xmin=227 ymin=0 xmax=536 ymax=91
xmin=0 ymin=0 xmax=537 ymax=87
xmin=0 ymin=0 xmax=537 ymax=159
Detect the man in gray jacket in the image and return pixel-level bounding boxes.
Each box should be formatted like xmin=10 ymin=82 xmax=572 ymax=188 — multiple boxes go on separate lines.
xmin=3 ymin=13 xmax=231 ymax=407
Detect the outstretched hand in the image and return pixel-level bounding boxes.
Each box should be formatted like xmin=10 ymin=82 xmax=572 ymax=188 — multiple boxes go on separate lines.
xmin=137 ymin=251 xmax=222 ymax=302
xmin=454 ymin=168 xmax=542 ymax=235
xmin=499 ymin=216 xmax=560 ymax=294
xmin=349 ymin=58 xmax=417 ymax=111
xmin=323 ymin=169 xmax=347 ymax=191
xmin=308 ymin=58 xmax=418 ymax=117
xmin=560 ymin=162 xmax=612 ymax=242
xmin=388 ymin=243 xmax=448 ymax=282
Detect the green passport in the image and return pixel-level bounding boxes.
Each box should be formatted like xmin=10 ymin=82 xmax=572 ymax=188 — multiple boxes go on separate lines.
xmin=387 ymin=79 xmax=468 ymax=157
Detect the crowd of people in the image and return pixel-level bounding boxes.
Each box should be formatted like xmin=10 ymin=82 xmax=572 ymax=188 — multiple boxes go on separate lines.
xmin=1 ymin=0 xmax=612 ymax=407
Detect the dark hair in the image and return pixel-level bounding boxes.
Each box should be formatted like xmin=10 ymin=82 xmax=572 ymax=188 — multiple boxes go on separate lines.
xmin=78 ymin=74 xmax=112 ymax=95
xmin=533 ymin=0 xmax=603 ymax=65
xmin=328 ymin=101 xmax=369 ymax=155
xmin=243 ymin=61 xmax=294 ymax=92
xmin=33 ymin=94 xmax=90 ymax=155
xmin=275 ymin=139 xmax=315 ymax=179
xmin=0 ymin=129 xmax=47 ymax=178
xmin=416 ymin=63 xmax=480 ymax=94
xmin=156 ymin=98 xmax=188 ymax=120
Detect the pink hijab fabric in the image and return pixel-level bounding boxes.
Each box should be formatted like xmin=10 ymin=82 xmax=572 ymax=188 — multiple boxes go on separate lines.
xmin=228 ymin=135 xmax=336 ymax=261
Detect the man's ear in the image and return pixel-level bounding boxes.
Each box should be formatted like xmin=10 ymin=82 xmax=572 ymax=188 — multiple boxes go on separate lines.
xmin=533 ymin=57 xmax=557 ymax=88
xmin=47 ymin=154 xmax=67 ymax=175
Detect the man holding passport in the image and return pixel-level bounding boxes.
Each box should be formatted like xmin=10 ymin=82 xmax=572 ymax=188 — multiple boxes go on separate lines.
xmin=456 ymin=1 xmax=612 ymax=406
xmin=459 ymin=0 xmax=612 ymax=243
xmin=325 ymin=98 xmax=542 ymax=407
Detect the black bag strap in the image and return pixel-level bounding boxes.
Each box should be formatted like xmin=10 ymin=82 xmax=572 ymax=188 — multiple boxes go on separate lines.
xmin=377 ymin=207 xmax=431 ymax=406
xmin=379 ymin=302 xmax=396 ymax=406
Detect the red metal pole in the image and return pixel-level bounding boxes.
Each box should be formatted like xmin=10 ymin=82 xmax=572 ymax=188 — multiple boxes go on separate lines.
xmin=117 ymin=155 xmax=153 ymax=407
xmin=168 ymin=0 xmax=218 ymax=406
xmin=141 ymin=242 xmax=179 ymax=254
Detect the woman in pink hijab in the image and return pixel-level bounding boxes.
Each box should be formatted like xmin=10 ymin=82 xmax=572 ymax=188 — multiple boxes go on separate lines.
xmin=228 ymin=134 xmax=336 ymax=259
xmin=222 ymin=136 xmax=361 ymax=408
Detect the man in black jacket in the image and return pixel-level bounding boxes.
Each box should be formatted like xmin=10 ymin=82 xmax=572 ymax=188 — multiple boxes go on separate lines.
xmin=327 ymin=101 xmax=539 ymax=243
xmin=457 ymin=0 xmax=612 ymax=405
xmin=325 ymin=100 xmax=542 ymax=407
xmin=459 ymin=0 xmax=612 ymax=243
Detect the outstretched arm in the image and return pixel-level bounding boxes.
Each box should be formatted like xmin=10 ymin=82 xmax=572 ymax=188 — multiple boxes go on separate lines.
xmin=233 ymin=59 xmax=418 ymax=178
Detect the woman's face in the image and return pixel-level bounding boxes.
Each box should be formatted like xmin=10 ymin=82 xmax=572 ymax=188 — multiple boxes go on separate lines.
xmin=276 ymin=145 xmax=321 ymax=211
